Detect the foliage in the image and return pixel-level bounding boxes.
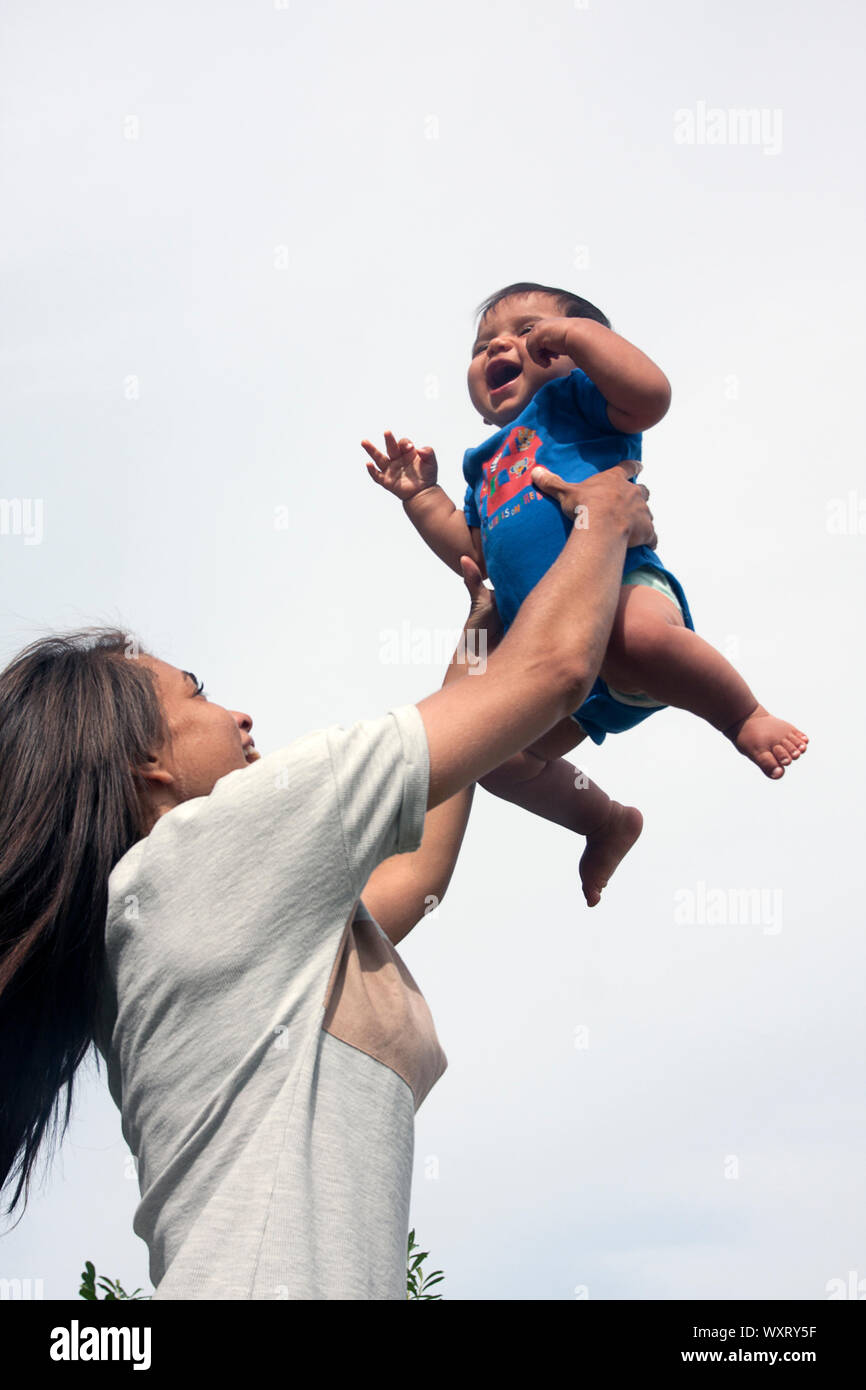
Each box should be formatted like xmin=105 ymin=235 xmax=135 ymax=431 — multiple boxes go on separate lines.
xmin=406 ymin=1229 xmax=444 ymax=1300
xmin=78 ymin=1231 xmax=445 ymax=1300
xmin=79 ymin=1260 xmax=150 ymax=1301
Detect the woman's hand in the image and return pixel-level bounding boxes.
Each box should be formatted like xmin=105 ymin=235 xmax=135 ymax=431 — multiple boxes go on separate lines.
xmin=530 ymin=460 xmax=657 ymax=551
xmin=437 ymin=557 xmax=502 ymax=684
xmin=458 ymin=555 xmax=503 ymax=648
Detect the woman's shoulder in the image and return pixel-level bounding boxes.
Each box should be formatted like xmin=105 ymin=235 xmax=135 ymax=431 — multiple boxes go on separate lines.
xmin=107 ymin=706 xmax=429 ymax=912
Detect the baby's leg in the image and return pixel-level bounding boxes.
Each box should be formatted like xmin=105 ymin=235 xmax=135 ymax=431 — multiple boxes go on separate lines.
xmin=601 ymin=584 xmax=809 ymax=779
xmin=479 ymin=716 xmax=643 ymax=907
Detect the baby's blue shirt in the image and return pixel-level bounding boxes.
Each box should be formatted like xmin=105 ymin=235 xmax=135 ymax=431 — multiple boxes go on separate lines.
xmin=462 ymin=368 xmax=694 ymax=743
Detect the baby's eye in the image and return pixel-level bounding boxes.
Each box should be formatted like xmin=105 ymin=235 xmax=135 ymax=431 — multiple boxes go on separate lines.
xmin=473 ymin=342 xmax=487 ymax=356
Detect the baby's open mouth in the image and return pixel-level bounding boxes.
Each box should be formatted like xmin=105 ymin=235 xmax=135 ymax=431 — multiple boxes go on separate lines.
xmin=486 ymin=359 xmax=522 ymax=392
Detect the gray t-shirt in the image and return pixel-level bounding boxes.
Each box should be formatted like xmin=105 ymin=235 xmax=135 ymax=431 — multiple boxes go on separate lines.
xmin=94 ymin=704 xmax=448 ymax=1300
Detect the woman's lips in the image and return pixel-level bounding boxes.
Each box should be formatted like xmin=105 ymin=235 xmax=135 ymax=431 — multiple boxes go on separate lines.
xmin=244 ymin=748 xmax=261 ymax=763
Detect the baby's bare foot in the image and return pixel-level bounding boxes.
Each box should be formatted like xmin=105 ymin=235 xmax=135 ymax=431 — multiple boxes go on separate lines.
xmin=579 ymin=800 xmax=643 ymax=908
xmin=724 ymin=703 xmax=809 ymax=779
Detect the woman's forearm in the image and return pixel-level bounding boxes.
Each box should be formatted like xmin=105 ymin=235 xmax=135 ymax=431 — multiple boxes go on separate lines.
xmin=362 ymin=786 xmax=475 ymax=945
xmin=359 ymin=609 xmax=487 ymax=943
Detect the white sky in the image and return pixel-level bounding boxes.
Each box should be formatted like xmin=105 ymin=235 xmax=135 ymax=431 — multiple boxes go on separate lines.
xmin=2 ymin=0 xmax=864 ymax=1300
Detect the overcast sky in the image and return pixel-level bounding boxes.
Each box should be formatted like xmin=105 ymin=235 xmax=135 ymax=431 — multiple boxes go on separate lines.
xmin=2 ymin=0 xmax=864 ymax=1301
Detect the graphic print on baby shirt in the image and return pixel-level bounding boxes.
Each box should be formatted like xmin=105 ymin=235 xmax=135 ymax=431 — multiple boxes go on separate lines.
xmin=478 ymin=426 xmax=544 ymax=528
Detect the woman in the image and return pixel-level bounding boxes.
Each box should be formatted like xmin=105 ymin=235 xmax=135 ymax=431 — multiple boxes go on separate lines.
xmin=0 ymin=464 xmax=654 ymax=1299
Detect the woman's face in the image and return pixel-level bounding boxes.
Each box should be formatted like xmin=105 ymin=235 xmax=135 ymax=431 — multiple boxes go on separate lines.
xmin=138 ymin=656 xmax=258 ymax=822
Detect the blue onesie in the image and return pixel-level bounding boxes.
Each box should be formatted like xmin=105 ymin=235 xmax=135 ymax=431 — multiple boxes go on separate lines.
xmin=462 ymin=367 xmax=695 ymax=745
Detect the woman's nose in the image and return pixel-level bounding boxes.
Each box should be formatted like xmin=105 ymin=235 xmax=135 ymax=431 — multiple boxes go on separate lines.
xmin=233 ymin=709 xmax=253 ymax=733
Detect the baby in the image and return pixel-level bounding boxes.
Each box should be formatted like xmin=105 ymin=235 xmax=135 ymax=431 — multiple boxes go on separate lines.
xmin=363 ymin=281 xmax=808 ymax=905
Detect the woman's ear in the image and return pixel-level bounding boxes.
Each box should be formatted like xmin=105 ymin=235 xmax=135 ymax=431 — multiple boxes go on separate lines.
xmin=135 ymin=753 xmax=175 ymax=788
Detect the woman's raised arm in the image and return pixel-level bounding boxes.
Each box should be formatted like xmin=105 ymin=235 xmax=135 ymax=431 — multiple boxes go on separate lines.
xmin=417 ymin=462 xmax=655 ymax=809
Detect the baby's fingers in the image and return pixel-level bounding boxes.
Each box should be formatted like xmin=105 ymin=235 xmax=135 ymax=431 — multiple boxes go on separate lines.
xmin=365 ymin=460 xmax=389 ymax=486
xmin=361 ymin=437 xmax=389 ymax=469
xmin=383 ymin=429 xmax=415 ymax=459
xmin=527 ymin=342 xmax=553 ymax=368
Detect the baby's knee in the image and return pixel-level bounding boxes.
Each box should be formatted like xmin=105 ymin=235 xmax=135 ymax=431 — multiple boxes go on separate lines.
xmin=479 ymin=749 xmax=547 ymax=795
xmin=609 ymin=607 xmax=683 ymax=675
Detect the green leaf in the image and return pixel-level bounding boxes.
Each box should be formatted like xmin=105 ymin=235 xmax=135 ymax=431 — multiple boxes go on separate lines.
xmin=405 ymin=1229 xmax=445 ymax=1299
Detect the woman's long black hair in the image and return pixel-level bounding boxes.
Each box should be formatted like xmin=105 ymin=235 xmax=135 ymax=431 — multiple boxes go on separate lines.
xmin=0 ymin=628 xmax=166 ymax=1218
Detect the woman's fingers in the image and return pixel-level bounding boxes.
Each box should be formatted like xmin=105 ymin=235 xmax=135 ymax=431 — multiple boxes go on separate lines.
xmin=459 ymin=556 xmax=504 ymax=652
xmin=459 ymin=554 xmax=484 ymax=595
xmin=530 ymin=464 xmax=566 ymax=501
xmin=460 ymin=556 xmax=494 ymax=610
xmin=531 ymin=461 xmax=657 ymax=548
xmin=612 ymin=457 xmax=643 ymax=480
xmin=532 ymin=460 xmax=650 ymax=506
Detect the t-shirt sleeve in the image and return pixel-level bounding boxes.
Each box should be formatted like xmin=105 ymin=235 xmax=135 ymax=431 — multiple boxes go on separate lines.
xmin=463 ymin=482 xmax=481 ymax=529
xmin=461 ymin=446 xmax=482 ymax=528
xmin=325 ymin=703 xmax=430 ymax=900
xmin=119 ymin=706 xmax=430 ymax=926
xmin=568 ymin=367 xmax=625 ymax=435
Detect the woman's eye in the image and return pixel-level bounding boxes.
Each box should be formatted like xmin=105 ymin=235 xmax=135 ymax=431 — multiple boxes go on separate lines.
xmin=194 ymin=680 xmax=206 ymax=697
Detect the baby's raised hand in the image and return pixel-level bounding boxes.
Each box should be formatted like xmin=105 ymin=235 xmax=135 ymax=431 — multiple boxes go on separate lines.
xmin=524 ymin=317 xmax=576 ymax=369
xmin=362 ymin=431 xmax=439 ymax=500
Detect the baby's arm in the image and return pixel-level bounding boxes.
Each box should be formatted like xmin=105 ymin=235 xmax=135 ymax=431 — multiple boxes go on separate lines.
xmin=526 ymin=317 xmax=671 ymax=434
xmin=362 ymin=431 xmax=486 ymax=578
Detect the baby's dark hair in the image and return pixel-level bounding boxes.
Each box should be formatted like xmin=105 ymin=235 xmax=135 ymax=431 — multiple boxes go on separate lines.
xmin=475 ymin=281 xmax=611 ymax=330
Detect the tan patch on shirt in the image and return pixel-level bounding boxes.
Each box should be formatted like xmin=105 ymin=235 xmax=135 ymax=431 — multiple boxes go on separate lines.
xmin=322 ymin=901 xmax=447 ymax=1110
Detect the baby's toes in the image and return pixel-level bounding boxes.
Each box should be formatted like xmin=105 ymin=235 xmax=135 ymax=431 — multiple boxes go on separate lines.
xmin=755 ymin=748 xmax=785 ymax=779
